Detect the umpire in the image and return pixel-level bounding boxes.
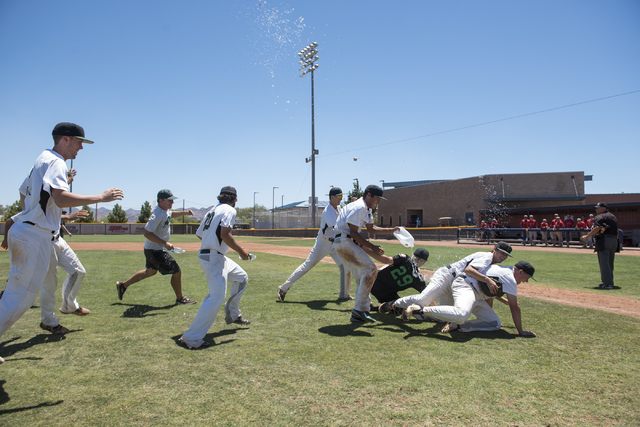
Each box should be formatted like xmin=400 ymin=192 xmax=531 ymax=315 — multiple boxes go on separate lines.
xmin=581 ymin=202 xmax=619 ymax=289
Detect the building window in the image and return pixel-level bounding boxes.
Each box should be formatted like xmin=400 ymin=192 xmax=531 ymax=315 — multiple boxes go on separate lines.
xmin=389 ymin=216 xmax=393 ymax=227
xmin=379 ymin=216 xmax=384 ymax=226
xmin=399 ymin=215 xmax=402 ymax=226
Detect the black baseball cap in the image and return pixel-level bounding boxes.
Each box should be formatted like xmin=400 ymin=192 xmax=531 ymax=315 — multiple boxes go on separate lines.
xmin=413 ymin=248 xmax=429 ymax=261
xmin=364 ymin=185 xmax=386 ymax=200
xmin=52 ymin=122 xmax=94 ymax=144
xmin=595 ymin=202 xmax=608 ymax=209
xmin=220 ymin=186 xmax=237 ymax=197
xmin=494 ymin=241 xmax=513 ymax=257
xmin=515 ymin=261 xmax=536 ymax=281
xmin=329 ymin=187 xmax=343 ymax=197
xmin=157 ymin=189 xmax=177 ymax=200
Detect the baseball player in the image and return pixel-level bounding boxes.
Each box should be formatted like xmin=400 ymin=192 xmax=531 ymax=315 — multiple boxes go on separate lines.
xmin=405 ymin=261 xmax=537 ymax=337
xmin=180 ymin=186 xmax=251 ymax=349
xmin=116 ymin=189 xmax=196 ymax=305
xmin=528 ymin=215 xmax=538 ymax=246
xmin=520 ymin=215 xmax=529 ymax=244
xmin=333 ymin=184 xmax=399 ymax=323
xmin=0 ymin=122 xmax=123 ymax=364
xmin=380 ymin=242 xmax=513 ymax=317
xmin=370 ymin=248 xmax=430 ymax=311
xmin=277 ymin=187 xmax=352 ymax=302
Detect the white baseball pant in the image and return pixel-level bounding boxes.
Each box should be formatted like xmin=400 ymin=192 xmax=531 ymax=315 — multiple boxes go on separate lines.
xmin=393 ymin=266 xmax=455 ymax=309
xmin=180 ymin=252 xmax=248 ymax=348
xmin=421 ymin=276 xmax=480 ymax=325
xmin=40 ymin=237 xmax=86 ymax=327
xmin=0 ymin=222 xmax=53 ymax=338
xmin=334 ymin=237 xmax=377 ymax=312
xmin=280 ymin=235 xmax=351 ymax=298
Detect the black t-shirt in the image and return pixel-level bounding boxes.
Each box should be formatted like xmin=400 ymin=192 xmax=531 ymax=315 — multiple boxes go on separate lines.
xmin=594 ymin=211 xmax=618 ymax=237
xmin=371 ymin=254 xmax=426 ymax=303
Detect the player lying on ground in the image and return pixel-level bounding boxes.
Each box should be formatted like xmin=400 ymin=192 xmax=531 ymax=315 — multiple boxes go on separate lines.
xmin=400 ymin=261 xmax=537 ymax=337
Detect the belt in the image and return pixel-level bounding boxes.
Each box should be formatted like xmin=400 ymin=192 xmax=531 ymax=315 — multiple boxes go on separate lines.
xmin=335 ymin=233 xmax=351 ymax=239
xmin=200 ymin=249 xmax=223 ymax=255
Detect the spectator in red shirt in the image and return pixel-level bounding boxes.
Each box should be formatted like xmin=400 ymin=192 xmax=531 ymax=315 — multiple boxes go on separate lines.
xmin=520 ymin=215 xmax=530 ymax=245
xmin=540 ymin=218 xmax=550 ymax=246
xmin=528 ymin=215 xmax=538 ymax=246
xmin=564 ymin=215 xmax=575 ymax=247
xmin=576 ymin=217 xmax=588 ymax=248
xmin=586 ymin=213 xmax=595 ymax=248
xmin=551 ymin=214 xmax=564 ymax=247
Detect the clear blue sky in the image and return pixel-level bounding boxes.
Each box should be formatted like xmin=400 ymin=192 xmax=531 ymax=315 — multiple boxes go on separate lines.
xmin=1 ymin=0 xmax=638 ymax=212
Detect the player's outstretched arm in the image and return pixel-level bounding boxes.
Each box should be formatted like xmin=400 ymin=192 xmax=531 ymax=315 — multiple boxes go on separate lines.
xmin=51 ymin=188 xmax=123 ymax=208
xmin=1 ymin=217 xmax=14 ymax=250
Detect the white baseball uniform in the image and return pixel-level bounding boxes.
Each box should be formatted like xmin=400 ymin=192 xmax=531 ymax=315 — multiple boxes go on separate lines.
xmin=333 ymin=197 xmax=377 ymax=312
xmin=421 ymin=264 xmax=518 ymax=332
xmin=40 ymin=233 xmax=86 ymax=327
xmin=280 ymin=203 xmax=351 ymax=298
xmin=180 ymin=203 xmax=248 ymax=349
xmin=393 ymin=252 xmax=493 ymax=309
xmin=0 ymin=149 xmax=68 ymax=338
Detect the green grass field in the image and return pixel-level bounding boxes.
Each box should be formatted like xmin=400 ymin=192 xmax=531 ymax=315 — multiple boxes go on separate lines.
xmin=0 ymin=236 xmax=639 ymax=426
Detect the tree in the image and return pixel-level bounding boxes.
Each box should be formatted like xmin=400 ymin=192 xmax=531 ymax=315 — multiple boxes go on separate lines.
xmin=75 ymin=205 xmax=95 ymax=223
xmin=347 ymin=179 xmax=363 ymax=204
xmin=235 ymin=204 xmax=268 ymax=224
xmin=107 ymin=203 xmax=128 ymax=223
xmin=138 ymin=201 xmax=152 ymax=223
xmin=2 ymin=200 xmax=22 ymax=222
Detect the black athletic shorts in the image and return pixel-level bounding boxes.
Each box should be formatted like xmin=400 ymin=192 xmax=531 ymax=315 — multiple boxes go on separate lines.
xmin=144 ymin=249 xmax=181 ymax=275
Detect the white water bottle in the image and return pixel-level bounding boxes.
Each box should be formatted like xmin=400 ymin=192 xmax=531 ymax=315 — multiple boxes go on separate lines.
xmin=171 ymin=247 xmax=186 ymax=254
xmin=240 ymin=253 xmax=256 ymax=261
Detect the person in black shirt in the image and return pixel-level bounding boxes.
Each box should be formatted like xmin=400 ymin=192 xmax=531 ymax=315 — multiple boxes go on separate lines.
xmin=581 ymin=202 xmax=619 ymax=289
xmin=370 ymin=248 xmax=429 ymax=312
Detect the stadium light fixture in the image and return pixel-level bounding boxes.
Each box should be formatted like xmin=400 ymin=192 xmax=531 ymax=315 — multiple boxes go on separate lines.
xmin=298 ymin=42 xmax=319 ymax=227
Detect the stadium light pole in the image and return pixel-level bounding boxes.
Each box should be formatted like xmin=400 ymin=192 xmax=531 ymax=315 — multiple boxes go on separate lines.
xmin=299 ymin=42 xmax=319 ymax=228
xmin=272 ymin=186 xmax=279 ymax=229
xmin=253 ymin=192 xmax=259 ymax=229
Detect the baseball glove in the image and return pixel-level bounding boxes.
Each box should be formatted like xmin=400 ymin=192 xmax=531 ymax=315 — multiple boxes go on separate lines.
xmin=478 ymin=276 xmax=504 ymax=298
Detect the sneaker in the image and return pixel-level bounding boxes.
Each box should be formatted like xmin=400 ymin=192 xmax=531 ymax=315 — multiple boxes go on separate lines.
xmin=116 ymin=281 xmax=126 ymax=300
xmin=179 ymin=338 xmax=212 ymax=349
xmin=350 ymin=309 xmax=376 ymax=323
xmin=338 ymin=295 xmax=355 ymax=301
xmin=379 ymin=300 xmax=396 ymax=314
xmin=601 ymin=285 xmax=614 ymax=290
xmin=176 ymin=296 xmax=196 ymax=305
xmin=277 ymin=286 xmax=286 ymax=303
xmin=60 ymin=307 xmax=90 ymax=316
xmin=40 ymin=322 xmax=69 ymax=335
xmin=401 ymin=304 xmax=421 ymax=322
xmin=233 ymin=316 xmax=251 ymax=325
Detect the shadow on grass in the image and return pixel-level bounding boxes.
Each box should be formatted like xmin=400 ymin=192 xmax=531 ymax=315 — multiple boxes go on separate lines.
xmin=0 ymin=333 xmax=71 ymax=360
xmin=0 ymin=379 xmax=64 ymax=413
xmin=277 ymin=299 xmax=352 ymax=313
xmin=113 ymin=302 xmax=177 ymax=318
xmin=376 ymin=318 xmax=517 ymax=342
xmin=318 ymin=323 xmax=376 ymax=337
xmin=171 ymin=329 xmax=238 ymax=349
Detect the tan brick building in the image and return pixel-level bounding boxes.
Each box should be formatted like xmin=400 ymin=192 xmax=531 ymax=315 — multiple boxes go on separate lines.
xmin=379 ymin=171 xmax=587 ymax=228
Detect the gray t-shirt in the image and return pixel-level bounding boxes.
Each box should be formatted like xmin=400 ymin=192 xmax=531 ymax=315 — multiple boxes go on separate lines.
xmin=144 ymin=205 xmax=172 ymax=251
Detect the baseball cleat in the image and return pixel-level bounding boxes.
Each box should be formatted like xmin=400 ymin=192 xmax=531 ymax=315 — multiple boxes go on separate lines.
xmin=277 ymin=286 xmax=286 ymax=302
xmin=179 ymin=338 xmax=212 ymax=349
xmin=176 ymin=296 xmax=196 ymax=305
xmin=40 ymin=322 xmax=69 ymax=335
xmin=233 ymin=316 xmax=251 ymax=325
xmin=350 ymin=309 xmax=376 ymax=323
xmin=401 ymin=304 xmax=421 ymax=322
xmin=337 ymin=295 xmax=355 ymax=301
xmin=60 ymin=307 xmax=90 ymax=316
xmin=441 ymin=322 xmax=459 ymax=333
xmin=378 ymin=300 xmax=396 ymax=314
xmin=116 ymin=281 xmax=126 ymax=300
